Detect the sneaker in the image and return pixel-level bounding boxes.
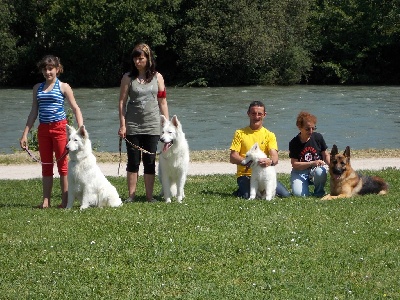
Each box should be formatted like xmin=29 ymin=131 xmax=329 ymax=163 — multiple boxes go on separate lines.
xmin=147 ymin=198 xmax=157 ymax=203
xmin=125 ymin=197 xmax=134 ymax=203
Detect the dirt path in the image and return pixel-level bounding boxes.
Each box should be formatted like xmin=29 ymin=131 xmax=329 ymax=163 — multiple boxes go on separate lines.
xmin=1 ymin=158 xmax=398 ymax=180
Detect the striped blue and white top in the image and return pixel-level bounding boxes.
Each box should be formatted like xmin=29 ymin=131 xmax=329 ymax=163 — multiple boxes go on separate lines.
xmin=37 ymin=78 xmax=66 ymax=123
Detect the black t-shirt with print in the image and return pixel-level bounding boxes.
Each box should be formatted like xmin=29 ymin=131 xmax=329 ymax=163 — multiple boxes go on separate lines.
xmin=289 ymin=132 xmax=328 ymax=162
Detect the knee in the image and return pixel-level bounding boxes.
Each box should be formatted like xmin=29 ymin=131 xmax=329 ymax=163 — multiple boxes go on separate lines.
xmin=143 ymin=155 xmax=156 ymax=174
xmin=314 ymin=167 xmax=327 ymax=181
xmin=42 ymin=166 xmax=54 ymax=177
xmin=126 ymin=164 xmax=139 ymax=173
xmin=143 ymin=164 xmax=156 ymax=174
xmin=57 ymin=160 xmax=68 ymax=176
xmin=291 ymin=179 xmax=309 ymax=197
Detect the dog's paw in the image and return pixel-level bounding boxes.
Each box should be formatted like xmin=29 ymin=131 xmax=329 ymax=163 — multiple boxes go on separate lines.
xmin=321 ymin=194 xmax=333 ymax=200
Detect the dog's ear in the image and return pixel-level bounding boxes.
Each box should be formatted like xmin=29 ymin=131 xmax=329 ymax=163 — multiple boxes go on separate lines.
xmin=344 ymin=146 xmax=350 ymax=158
xmin=171 ymin=115 xmax=181 ymax=129
xmin=78 ymin=125 xmax=89 ymax=139
xmin=160 ymin=115 xmax=167 ymax=126
xmin=251 ymin=143 xmax=259 ymax=151
xmin=66 ymin=124 xmax=75 ymax=136
xmin=330 ymin=144 xmax=338 ymax=156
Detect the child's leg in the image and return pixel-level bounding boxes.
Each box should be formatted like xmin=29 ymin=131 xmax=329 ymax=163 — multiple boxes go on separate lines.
xmin=52 ymin=120 xmax=68 ymax=207
xmin=41 ymin=176 xmax=53 ymax=208
xmin=60 ymin=175 xmax=68 ymax=208
xmin=38 ymin=123 xmax=54 ymax=207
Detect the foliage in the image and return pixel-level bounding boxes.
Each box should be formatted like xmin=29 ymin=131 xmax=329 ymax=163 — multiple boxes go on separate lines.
xmin=1 ymin=0 xmax=399 ymax=86
xmin=309 ymin=0 xmax=400 ymax=84
xmin=183 ymin=78 xmax=208 ymax=87
xmin=0 ymin=169 xmax=399 ymax=298
xmin=0 ymin=0 xmax=18 ymax=84
xmin=174 ymin=0 xmax=314 ymax=86
xmin=27 ymin=128 xmax=39 ymax=151
xmin=5 ymin=0 xmax=181 ymax=87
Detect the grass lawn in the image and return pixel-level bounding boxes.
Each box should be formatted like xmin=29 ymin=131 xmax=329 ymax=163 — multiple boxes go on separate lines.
xmin=0 ymin=169 xmax=399 ymax=299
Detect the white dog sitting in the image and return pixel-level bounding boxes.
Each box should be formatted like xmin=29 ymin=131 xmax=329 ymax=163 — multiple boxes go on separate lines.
xmin=66 ymin=125 xmax=122 ymax=209
xmin=241 ymin=142 xmax=277 ymax=200
xmin=158 ymin=115 xmax=190 ymax=203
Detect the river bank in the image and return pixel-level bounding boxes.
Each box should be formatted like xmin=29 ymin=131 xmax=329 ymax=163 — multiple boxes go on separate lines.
xmin=1 ymin=149 xmax=400 ymax=165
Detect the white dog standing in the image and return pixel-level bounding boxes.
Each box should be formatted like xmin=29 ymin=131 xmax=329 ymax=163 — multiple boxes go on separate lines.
xmin=241 ymin=142 xmax=277 ymax=200
xmin=66 ymin=125 xmax=122 ymax=209
xmin=158 ymin=115 xmax=189 ymax=203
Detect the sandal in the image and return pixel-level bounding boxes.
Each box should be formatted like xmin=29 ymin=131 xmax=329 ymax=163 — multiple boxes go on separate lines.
xmin=35 ymin=204 xmax=49 ymax=209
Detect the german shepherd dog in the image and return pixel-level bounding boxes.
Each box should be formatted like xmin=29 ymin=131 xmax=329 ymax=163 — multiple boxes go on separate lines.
xmin=322 ymin=145 xmax=388 ymax=200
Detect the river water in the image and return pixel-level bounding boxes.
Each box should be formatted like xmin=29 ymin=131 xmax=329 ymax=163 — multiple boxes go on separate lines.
xmin=1 ymin=85 xmax=399 ymax=154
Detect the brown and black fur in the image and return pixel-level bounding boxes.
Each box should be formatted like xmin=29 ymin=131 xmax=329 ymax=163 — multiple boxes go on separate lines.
xmin=322 ymin=145 xmax=388 ymax=200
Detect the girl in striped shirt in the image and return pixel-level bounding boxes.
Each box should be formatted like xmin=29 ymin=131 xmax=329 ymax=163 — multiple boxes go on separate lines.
xmin=20 ymin=55 xmax=83 ymax=208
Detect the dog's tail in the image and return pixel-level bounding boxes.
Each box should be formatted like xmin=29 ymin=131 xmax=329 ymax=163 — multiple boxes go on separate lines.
xmin=359 ymin=176 xmax=389 ymax=195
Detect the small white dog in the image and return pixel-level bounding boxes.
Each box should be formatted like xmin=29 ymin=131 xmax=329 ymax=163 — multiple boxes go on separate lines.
xmin=158 ymin=115 xmax=189 ymax=203
xmin=241 ymin=142 xmax=277 ymax=200
xmin=66 ymin=125 xmax=122 ymax=209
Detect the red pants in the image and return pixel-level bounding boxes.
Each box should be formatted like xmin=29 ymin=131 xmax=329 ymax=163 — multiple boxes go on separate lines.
xmin=38 ymin=119 xmax=68 ymax=176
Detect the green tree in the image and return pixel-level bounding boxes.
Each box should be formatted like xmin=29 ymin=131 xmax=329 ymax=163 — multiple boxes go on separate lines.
xmin=41 ymin=0 xmax=173 ymax=86
xmin=6 ymin=0 xmax=57 ymax=86
xmin=174 ymin=0 xmax=314 ymax=86
xmin=310 ymin=0 xmax=400 ymax=84
xmin=261 ymin=0 xmax=315 ymax=85
xmin=4 ymin=0 xmax=181 ymax=87
xmin=0 ymin=0 xmax=20 ymax=85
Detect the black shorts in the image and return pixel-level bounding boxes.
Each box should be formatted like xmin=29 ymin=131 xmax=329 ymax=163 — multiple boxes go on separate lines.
xmin=125 ymin=134 xmax=159 ymax=174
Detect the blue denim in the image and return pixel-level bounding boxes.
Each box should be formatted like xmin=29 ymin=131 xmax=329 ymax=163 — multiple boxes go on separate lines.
xmin=290 ymin=166 xmax=327 ymax=197
xmin=234 ymin=176 xmax=291 ymax=199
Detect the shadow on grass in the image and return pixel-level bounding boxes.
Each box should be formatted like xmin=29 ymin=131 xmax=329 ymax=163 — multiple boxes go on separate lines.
xmin=0 ymin=203 xmax=38 ymax=208
xmin=199 ymin=189 xmax=235 ymax=197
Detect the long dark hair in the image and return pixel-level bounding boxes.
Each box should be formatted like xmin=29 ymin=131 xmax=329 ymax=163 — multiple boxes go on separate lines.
xmin=129 ymin=43 xmax=156 ymax=83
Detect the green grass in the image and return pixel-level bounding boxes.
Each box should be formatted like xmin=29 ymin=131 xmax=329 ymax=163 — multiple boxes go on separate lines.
xmin=0 ymin=169 xmax=399 ymax=299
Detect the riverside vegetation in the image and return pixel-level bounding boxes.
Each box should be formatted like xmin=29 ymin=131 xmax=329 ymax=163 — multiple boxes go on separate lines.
xmin=2 ymin=1 xmax=399 ymax=87
xmin=0 ymin=150 xmax=399 ymax=298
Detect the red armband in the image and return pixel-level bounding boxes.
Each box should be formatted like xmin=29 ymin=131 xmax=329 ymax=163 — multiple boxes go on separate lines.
xmin=157 ymin=89 xmax=166 ymax=98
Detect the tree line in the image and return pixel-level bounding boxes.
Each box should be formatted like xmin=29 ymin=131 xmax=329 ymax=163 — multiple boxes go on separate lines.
xmin=1 ymin=0 xmax=399 ymax=87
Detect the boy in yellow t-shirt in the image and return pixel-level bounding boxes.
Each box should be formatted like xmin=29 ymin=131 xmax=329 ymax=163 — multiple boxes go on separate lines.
xmin=229 ymin=101 xmax=290 ymax=198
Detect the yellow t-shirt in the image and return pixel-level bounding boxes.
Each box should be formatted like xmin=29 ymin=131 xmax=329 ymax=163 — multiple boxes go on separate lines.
xmin=230 ymin=126 xmax=278 ymax=177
